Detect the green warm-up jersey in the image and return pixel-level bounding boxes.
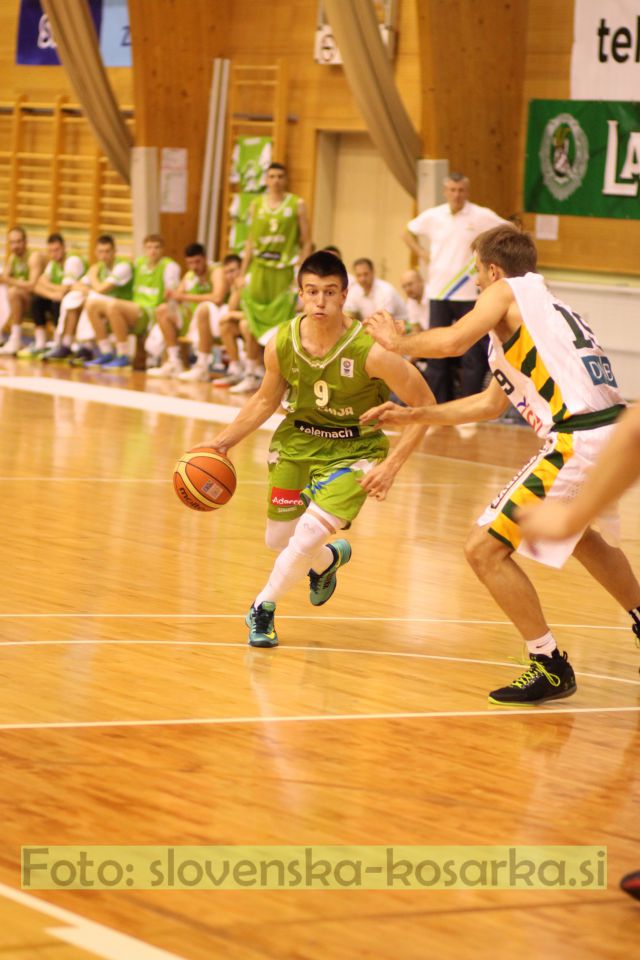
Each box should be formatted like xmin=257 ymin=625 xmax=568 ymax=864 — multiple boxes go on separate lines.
xmin=98 ymin=256 xmax=133 ymax=300
xmin=45 ymin=254 xmax=87 ymax=285
xmin=8 ymin=251 xmax=30 ymax=280
xmin=249 ymin=193 xmax=300 ymax=270
xmin=133 ymin=256 xmax=177 ymax=310
xmin=271 ymin=315 xmax=390 ymax=463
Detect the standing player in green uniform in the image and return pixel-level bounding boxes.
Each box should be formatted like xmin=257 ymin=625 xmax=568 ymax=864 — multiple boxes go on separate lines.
xmin=234 ymin=162 xmax=312 ymax=393
xmin=208 ymin=250 xmax=435 ymax=647
xmin=0 ymin=227 xmax=45 ymax=354
xmin=88 ymin=234 xmax=180 ymax=369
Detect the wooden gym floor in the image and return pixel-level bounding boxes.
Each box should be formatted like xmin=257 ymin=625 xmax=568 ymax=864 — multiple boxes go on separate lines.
xmin=0 ymin=358 xmax=638 ymax=959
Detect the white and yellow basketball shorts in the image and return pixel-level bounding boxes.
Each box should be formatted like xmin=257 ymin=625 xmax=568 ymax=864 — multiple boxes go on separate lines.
xmin=478 ymin=423 xmax=621 ymax=569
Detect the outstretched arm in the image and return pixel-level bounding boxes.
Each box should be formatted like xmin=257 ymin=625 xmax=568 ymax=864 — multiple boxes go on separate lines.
xmin=204 ymin=337 xmax=285 ymax=456
xmin=518 ymin=404 xmax=640 ymax=541
xmin=364 ymin=278 xmax=514 ymax=358
xmin=361 ymin=374 xmax=509 ymax=429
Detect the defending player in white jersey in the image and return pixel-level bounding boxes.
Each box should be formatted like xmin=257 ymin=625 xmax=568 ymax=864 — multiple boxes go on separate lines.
xmin=362 ymin=224 xmax=640 ymax=706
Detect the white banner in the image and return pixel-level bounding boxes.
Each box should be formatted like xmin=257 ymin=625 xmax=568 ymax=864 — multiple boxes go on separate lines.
xmin=571 ymin=0 xmax=640 ymax=100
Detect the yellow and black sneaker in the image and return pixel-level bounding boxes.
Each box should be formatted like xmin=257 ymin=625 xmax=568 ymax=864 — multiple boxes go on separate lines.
xmin=246 ymin=601 xmax=278 ymax=648
xmin=488 ymin=650 xmax=576 ymax=706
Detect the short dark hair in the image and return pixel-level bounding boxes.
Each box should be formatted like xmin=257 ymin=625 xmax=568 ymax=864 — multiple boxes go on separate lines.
xmin=185 ymin=242 xmax=206 ymax=258
xmin=47 ymin=232 xmax=64 ymax=245
xmin=8 ymin=226 xmax=26 ymax=240
xmin=223 ymin=253 xmax=241 ymax=266
xmin=445 ymin=171 xmax=469 ymax=184
xmin=143 ymin=233 xmax=164 ymax=245
xmin=298 ymin=250 xmax=348 ymax=291
xmin=353 ymin=257 xmax=374 ymax=271
xmin=268 ymin=162 xmax=287 ymax=173
xmin=96 ymin=234 xmax=115 ymax=246
xmin=472 ymin=224 xmax=537 ymax=277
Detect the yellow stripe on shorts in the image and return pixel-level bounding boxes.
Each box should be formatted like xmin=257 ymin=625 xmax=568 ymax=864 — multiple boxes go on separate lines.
xmin=489 ymin=433 xmax=575 ymax=550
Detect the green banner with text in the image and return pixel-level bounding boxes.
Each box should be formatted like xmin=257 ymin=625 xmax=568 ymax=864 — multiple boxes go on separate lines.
xmin=524 ymin=99 xmax=640 ymax=219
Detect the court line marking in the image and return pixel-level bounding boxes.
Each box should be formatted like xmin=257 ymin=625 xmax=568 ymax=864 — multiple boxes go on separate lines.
xmin=0 ymin=882 xmax=188 ymax=960
xmin=0 ymin=638 xmax=636 ymax=686
xmin=0 ymin=375 xmax=283 ymax=431
xmin=0 ymin=704 xmax=638 ymax=733
xmin=0 ymin=611 xmax=633 ymax=631
xmin=0 ymin=376 xmax=528 ymax=470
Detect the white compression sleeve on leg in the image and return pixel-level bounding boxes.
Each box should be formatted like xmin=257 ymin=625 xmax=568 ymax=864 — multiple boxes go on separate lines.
xmin=255 ymin=509 xmax=342 ymax=605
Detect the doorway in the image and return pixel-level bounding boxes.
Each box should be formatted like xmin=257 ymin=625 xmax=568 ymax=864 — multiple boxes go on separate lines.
xmin=313 ymin=131 xmax=414 ymax=286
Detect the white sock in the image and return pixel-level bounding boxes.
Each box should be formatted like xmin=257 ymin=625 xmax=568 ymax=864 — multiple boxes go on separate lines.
xmin=61 ymin=334 xmax=73 ymax=347
xmin=526 ymin=632 xmax=557 ymax=657
xmin=310 ymin=544 xmax=335 ymax=575
xmin=167 ymin=345 xmax=180 ymax=362
xmin=34 ymin=327 xmax=47 ymax=349
xmin=227 ymin=360 xmax=243 ymax=375
xmin=195 ymin=351 xmax=209 ymax=368
xmin=116 ymin=342 xmax=128 ymax=356
xmin=98 ymin=338 xmax=112 ymax=354
xmin=9 ymin=324 xmax=21 ymax=341
xmin=245 ymin=358 xmax=259 ymax=375
xmin=255 ymin=513 xmax=335 ymax=605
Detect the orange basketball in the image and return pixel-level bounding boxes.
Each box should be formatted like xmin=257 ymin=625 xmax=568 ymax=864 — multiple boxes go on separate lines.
xmin=173 ymin=446 xmax=237 ymax=512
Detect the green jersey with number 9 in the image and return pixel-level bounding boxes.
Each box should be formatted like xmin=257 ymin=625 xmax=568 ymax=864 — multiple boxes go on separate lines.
xmin=271 ymin=315 xmax=390 ymax=463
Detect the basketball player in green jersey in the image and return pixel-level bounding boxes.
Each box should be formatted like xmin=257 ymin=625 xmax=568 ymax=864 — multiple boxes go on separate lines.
xmin=148 ymin=242 xmax=214 ymax=379
xmin=208 ymin=250 xmax=435 ymax=648
xmin=44 ymin=234 xmax=133 ymax=362
xmin=0 ymin=227 xmax=45 ymax=354
xmin=25 ymin=233 xmax=87 ymax=357
xmin=179 ymin=254 xmax=244 ymax=383
xmin=239 ymin=162 xmax=312 ymax=368
xmin=94 ymin=234 xmax=180 ymax=368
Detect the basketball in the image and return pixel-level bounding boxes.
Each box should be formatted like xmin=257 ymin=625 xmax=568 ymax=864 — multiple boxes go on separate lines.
xmin=173 ymin=446 xmax=237 ymax=512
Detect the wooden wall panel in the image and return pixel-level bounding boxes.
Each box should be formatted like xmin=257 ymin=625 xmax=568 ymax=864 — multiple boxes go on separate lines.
xmin=520 ymin=0 xmax=640 ymax=275
xmin=417 ymin=0 xmax=528 ymax=219
xmin=128 ymin=0 xmax=231 ymax=259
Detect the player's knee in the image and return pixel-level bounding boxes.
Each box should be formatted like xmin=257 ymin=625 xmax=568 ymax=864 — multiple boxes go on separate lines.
xmin=8 ymin=287 xmax=23 ymax=305
xmin=265 ymin=518 xmax=296 ymax=552
xmin=289 ymin=509 xmax=341 ymax=559
xmin=464 ymin=525 xmax=498 ymax=576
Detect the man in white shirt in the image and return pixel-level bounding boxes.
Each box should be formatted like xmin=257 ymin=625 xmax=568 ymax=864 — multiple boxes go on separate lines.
xmin=403 ymin=172 xmax=505 ymax=402
xmin=401 ymin=269 xmax=429 ymax=332
xmin=344 ymin=258 xmax=408 ymax=325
